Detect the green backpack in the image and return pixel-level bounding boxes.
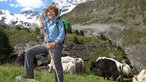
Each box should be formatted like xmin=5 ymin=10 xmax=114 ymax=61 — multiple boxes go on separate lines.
xmin=56 ymin=17 xmax=69 ymax=33
xmin=56 ymin=17 xmax=69 ymax=42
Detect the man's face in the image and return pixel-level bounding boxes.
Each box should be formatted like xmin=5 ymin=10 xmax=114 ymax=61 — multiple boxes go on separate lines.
xmin=47 ymin=9 xmax=56 ymax=20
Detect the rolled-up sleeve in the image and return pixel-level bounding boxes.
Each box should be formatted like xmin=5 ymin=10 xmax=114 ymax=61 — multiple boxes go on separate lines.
xmin=56 ymin=19 xmax=65 ymax=42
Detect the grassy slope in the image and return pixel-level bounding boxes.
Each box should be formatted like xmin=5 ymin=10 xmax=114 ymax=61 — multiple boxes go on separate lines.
xmin=1 ymin=30 xmax=132 ymax=82
xmin=4 ymin=29 xmax=39 ymax=47
xmin=62 ymin=0 xmax=146 ymax=25
xmin=0 ymin=65 xmax=117 ymax=82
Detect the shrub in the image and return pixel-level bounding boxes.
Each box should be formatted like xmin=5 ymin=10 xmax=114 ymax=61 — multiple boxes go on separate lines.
xmin=75 ymin=29 xmax=79 ymax=35
xmin=0 ymin=28 xmax=12 ymax=63
xmin=66 ymin=23 xmax=72 ymax=33
xmin=99 ymin=33 xmax=107 ymax=41
xmin=15 ymin=25 xmax=21 ymax=30
xmin=73 ymin=35 xmax=78 ymax=43
xmin=35 ymin=27 xmax=40 ymax=34
xmin=80 ymin=30 xmax=84 ymax=36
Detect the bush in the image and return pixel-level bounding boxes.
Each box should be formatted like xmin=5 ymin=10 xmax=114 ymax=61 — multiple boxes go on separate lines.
xmin=99 ymin=33 xmax=107 ymax=41
xmin=0 ymin=28 xmax=12 ymax=63
xmin=75 ymin=29 xmax=79 ymax=35
xmin=15 ymin=25 xmax=21 ymax=30
xmin=66 ymin=23 xmax=72 ymax=33
xmin=35 ymin=27 xmax=40 ymax=34
xmin=73 ymin=35 xmax=78 ymax=43
xmin=80 ymin=30 xmax=84 ymax=36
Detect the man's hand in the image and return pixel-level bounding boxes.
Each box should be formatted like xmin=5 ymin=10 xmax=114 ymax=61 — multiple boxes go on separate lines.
xmin=38 ymin=14 xmax=44 ymax=29
xmin=40 ymin=21 xmax=44 ymax=29
xmin=46 ymin=42 xmax=55 ymax=49
xmin=39 ymin=21 xmax=45 ymax=35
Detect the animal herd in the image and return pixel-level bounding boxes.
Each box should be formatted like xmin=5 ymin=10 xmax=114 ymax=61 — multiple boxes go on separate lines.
xmin=90 ymin=57 xmax=131 ymax=82
xmin=48 ymin=56 xmax=84 ymax=74
xmin=47 ymin=56 xmax=146 ymax=82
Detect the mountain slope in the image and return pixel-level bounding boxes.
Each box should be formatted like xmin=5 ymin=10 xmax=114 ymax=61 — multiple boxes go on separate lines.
xmin=62 ymin=0 xmax=146 ymax=72
xmin=0 ymin=10 xmax=39 ymax=28
xmin=53 ymin=0 xmax=91 ymax=15
xmin=62 ymin=0 xmax=146 ymax=25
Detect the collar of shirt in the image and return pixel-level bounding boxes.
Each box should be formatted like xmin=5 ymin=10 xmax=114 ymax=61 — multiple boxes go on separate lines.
xmin=47 ymin=16 xmax=58 ymax=24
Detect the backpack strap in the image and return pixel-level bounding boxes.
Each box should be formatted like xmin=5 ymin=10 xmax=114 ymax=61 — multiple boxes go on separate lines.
xmin=56 ymin=17 xmax=61 ymax=29
xmin=56 ymin=17 xmax=66 ymax=43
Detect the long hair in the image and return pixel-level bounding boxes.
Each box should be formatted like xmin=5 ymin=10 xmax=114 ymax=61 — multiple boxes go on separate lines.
xmin=44 ymin=4 xmax=58 ymax=16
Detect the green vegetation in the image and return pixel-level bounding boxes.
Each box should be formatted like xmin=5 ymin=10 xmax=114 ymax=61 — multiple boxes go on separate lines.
xmin=0 ymin=28 xmax=39 ymax=63
xmin=75 ymin=29 xmax=79 ymax=35
xmin=66 ymin=23 xmax=72 ymax=33
xmin=4 ymin=29 xmax=39 ymax=47
xmin=0 ymin=28 xmax=12 ymax=63
xmin=15 ymin=25 xmax=22 ymax=30
xmin=66 ymin=33 xmax=124 ymax=77
xmin=74 ymin=29 xmax=84 ymax=36
xmin=0 ymin=26 xmax=128 ymax=82
xmin=99 ymin=33 xmax=107 ymax=41
xmin=66 ymin=34 xmax=103 ymax=43
xmin=1 ymin=28 xmax=124 ymax=63
xmin=1 ymin=0 xmax=146 ymax=80
xmin=0 ymin=65 xmax=118 ymax=82
xmin=122 ymin=25 xmax=146 ymax=45
xmin=73 ymin=35 xmax=78 ymax=43
xmin=62 ymin=0 xmax=146 ymax=25
xmin=85 ymin=45 xmax=123 ymax=74
xmin=79 ymin=30 xmax=84 ymax=36
xmin=35 ymin=27 xmax=41 ymax=34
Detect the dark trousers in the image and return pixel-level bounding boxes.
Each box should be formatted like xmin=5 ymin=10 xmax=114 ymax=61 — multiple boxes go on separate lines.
xmin=24 ymin=43 xmax=64 ymax=82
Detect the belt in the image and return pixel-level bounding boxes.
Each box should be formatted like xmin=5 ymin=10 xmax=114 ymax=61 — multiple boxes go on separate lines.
xmin=45 ymin=41 xmax=63 ymax=44
xmin=45 ymin=41 xmax=53 ymax=43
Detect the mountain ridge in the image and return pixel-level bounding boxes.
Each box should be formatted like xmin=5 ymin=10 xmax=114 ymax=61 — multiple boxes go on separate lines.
xmin=0 ymin=0 xmax=91 ymax=29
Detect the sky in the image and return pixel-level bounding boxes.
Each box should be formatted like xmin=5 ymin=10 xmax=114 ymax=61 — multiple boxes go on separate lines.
xmin=0 ymin=0 xmax=53 ymax=14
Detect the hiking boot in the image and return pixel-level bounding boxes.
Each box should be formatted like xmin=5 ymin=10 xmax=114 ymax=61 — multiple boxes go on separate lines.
xmin=21 ymin=74 xmax=34 ymax=79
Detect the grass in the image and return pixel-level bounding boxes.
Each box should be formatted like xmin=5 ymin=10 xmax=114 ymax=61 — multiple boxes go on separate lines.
xmin=0 ymin=65 xmax=119 ymax=82
xmin=3 ymin=29 xmax=104 ymax=47
xmin=62 ymin=0 xmax=146 ymax=26
xmin=4 ymin=29 xmax=39 ymax=47
xmin=123 ymin=25 xmax=146 ymax=45
xmin=66 ymin=33 xmax=104 ymax=43
xmin=0 ymin=29 xmax=132 ymax=82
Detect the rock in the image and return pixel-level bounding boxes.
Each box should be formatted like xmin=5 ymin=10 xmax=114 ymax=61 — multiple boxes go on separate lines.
xmin=15 ymin=75 xmax=38 ymax=82
xmin=72 ymin=23 xmax=146 ymax=72
xmin=62 ymin=41 xmax=97 ymax=60
xmin=14 ymin=42 xmax=49 ymax=66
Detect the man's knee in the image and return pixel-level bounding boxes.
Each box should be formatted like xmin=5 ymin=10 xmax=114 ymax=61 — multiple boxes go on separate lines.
xmin=25 ymin=48 xmax=34 ymax=57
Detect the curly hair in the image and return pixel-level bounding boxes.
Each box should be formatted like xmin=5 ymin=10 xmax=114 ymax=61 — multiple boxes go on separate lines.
xmin=44 ymin=4 xmax=58 ymax=16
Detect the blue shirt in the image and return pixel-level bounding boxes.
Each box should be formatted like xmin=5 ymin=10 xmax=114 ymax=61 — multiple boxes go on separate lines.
xmin=44 ymin=16 xmax=65 ymax=43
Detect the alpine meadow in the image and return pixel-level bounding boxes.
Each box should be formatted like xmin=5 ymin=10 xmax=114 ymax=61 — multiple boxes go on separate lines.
xmin=1 ymin=0 xmax=146 ymax=82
